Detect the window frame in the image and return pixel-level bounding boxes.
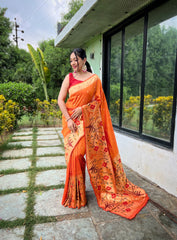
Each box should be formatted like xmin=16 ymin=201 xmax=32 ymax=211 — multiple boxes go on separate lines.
xmin=102 ymin=0 xmax=177 ymax=149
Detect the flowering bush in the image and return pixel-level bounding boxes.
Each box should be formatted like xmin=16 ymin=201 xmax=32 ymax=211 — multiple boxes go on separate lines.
xmin=152 ymin=96 xmax=173 ymax=133
xmin=0 ymin=82 xmax=36 ymax=119
xmin=123 ymin=96 xmax=139 ymax=124
xmin=0 ymin=95 xmax=20 ymax=137
xmin=114 ymin=94 xmax=172 ymax=137
xmin=36 ymin=98 xmax=62 ymax=126
xmin=5 ymin=99 xmax=21 ymax=122
xmin=143 ymin=95 xmax=153 ymax=125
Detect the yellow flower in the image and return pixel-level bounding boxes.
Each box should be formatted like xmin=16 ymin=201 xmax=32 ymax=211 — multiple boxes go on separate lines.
xmin=0 ymin=95 xmax=6 ymax=101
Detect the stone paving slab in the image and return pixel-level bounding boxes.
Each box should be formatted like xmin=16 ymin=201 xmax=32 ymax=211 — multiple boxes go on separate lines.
xmin=13 ymin=131 xmax=33 ymax=136
xmin=0 ymin=158 xmax=31 ymax=170
xmin=0 ymin=172 xmax=29 ymax=190
xmin=37 ymin=130 xmax=57 ymax=135
xmin=56 ymin=131 xmax=63 ymax=138
xmin=2 ymin=148 xmax=33 ymax=158
xmin=53 ymin=127 xmax=62 ymax=132
xmin=150 ymin=207 xmax=177 ymax=239
xmin=19 ymin=128 xmax=33 ymax=131
xmin=37 ymin=135 xmax=59 ymax=140
xmin=36 ymin=156 xmax=66 ymax=168
xmin=0 ymin=193 xmax=27 ymax=220
xmin=98 ymin=214 xmax=173 ymax=240
xmin=37 ymin=139 xmax=61 ymax=146
xmin=36 ymin=146 xmax=65 ymax=156
xmin=32 ymin=218 xmax=99 ymax=240
xmin=8 ymin=141 xmax=33 ymax=147
xmin=35 ymin=168 xmax=93 ymax=192
xmin=0 ymin=227 xmax=25 ymax=240
xmin=35 ymin=169 xmax=66 ymax=186
xmin=37 ymin=127 xmax=58 ymax=131
xmin=12 ymin=135 xmax=33 ymax=140
xmin=34 ymin=189 xmax=88 ymax=216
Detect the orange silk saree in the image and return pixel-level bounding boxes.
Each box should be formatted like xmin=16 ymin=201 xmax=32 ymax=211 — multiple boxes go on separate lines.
xmin=61 ymin=74 xmax=149 ymax=219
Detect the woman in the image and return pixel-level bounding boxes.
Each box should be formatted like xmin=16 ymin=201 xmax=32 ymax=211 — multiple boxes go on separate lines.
xmin=58 ymin=48 xmax=149 ymax=219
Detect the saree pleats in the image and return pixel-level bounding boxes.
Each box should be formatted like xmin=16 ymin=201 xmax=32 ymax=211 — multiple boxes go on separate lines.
xmin=62 ymin=136 xmax=86 ymax=208
xmin=61 ymin=74 xmax=149 ymax=219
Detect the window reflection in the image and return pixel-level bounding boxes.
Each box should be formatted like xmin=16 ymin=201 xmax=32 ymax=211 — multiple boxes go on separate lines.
xmin=143 ymin=11 xmax=177 ymax=141
xmin=122 ymin=18 xmax=143 ymax=131
xmin=110 ymin=32 xmax=121 ymax=126
xmin=108 ymin=0 xmax=177 ymax=146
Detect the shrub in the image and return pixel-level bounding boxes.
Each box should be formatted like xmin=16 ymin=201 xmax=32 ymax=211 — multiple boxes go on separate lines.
xmin=36 ymin=98 xmax=62 ymax=126
xmin=0 ymin=95 xmax=20 ymax=137
xmin=0 ymin=82 xmax=36 ymax=118
xmin=122 ymin=96 xmax=139 ymax=125
xmin=152 ymin=96 xmax=173 ymax=134
xmin=143 ymin=95 xmax=153 ymax=125
xmin=115 ymin=95 xmax=153 ymax=127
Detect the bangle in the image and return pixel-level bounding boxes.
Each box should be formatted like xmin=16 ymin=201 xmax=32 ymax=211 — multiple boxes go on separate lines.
xmin=67 ymin=117 xmax=71 ymax=122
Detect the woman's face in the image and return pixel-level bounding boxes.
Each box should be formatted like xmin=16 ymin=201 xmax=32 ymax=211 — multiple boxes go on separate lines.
xmin=70 ymin=52 xmax=86 ymax=72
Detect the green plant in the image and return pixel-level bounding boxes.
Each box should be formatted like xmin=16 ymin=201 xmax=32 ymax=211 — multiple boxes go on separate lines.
xmin=122 ymin=96 xmax=139 ymax=125
xmin=0 ymin=95 xmax=20 ymax=138
xmin=114 ymin=95 xmax=154 ymax=128
xmin=36 ymin=99 xmax=62 ymax=126
xmin=27 ymin=44 xmax=51 ymax=101
xmin=0 ymin=82 xmax=36 ymax=119
xmin=152 ymin=96 xmax=173 ymax=134
xmin=143 ymin=95 xmax=153 ymax=125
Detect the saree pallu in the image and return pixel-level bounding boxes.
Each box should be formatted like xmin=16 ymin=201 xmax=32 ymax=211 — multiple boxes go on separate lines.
xmin=61 ymin=74 xmax=149 ymax=219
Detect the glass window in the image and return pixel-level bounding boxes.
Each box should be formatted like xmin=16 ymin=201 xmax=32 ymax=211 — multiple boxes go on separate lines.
xmin=105 ymin=0 xmax=177 ymax=147
xmin=122 ymin=18 xmax=144 ymax=131
xmin=143 ymin=2 xmax=177 ymax=141
xmin=110 ymin=32 xmax=121 ymax=126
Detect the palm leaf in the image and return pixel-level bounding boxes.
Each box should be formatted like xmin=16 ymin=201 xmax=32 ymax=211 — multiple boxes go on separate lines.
xmin=27 ymin=44 xmax=50 ymax=101
xmin=43 ymin=66 xmax=51 ymax=84
xmin=27 ymin=44 xmax=43 ymax=80
xmin=37 ymin=48 xmax=51 ymax=84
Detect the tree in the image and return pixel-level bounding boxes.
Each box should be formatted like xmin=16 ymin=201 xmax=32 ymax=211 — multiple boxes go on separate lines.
xmin=145 ymin=25 xmax=177 ymax=97
xmin=61 ymin=0 xmax=83 ymax=26
xmin=0 ymin=8 xmax=33 ymax=83
xmin=110 ymin=24 xmax=177 ymax=98
xmin=0 ymin=8 xmax=12 ymax=81
xmin=10 ymin=48 xmax=33 ymax=83
xmin=37 ymin=40 xmax=71 ymax=99
xmin=27 ymin=44 xmax=51 ymax=101
xmin=36 ymin=0 xmax=84 ymax=99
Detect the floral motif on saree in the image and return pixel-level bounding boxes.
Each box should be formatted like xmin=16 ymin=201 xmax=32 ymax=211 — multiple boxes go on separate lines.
xmin=61 ymin=74 xmax=149 ymax=219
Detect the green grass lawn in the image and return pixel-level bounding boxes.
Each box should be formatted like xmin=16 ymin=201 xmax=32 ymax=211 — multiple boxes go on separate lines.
xmin=18 ymin=114 xmax=62 ymax=128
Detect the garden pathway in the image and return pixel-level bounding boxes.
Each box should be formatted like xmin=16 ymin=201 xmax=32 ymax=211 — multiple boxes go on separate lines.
xmin=0 ymin=127 xmax=177 ymax=240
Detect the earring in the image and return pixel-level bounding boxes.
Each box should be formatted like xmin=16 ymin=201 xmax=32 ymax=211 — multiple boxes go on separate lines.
xmin=82 ymin=64 xmax=87 ymax=72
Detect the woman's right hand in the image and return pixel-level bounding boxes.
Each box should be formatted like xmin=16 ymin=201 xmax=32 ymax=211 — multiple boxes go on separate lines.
xmin=67 ymin=118 xmax=77 ymax=132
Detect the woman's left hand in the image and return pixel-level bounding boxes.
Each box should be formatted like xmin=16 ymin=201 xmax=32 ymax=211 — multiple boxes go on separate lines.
xmin=71 ymin=107 xmax=82 ymax=119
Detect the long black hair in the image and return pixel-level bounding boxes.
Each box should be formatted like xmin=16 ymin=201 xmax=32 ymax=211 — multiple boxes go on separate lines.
xmin=72 ymin=48 xmax=92 ymax=73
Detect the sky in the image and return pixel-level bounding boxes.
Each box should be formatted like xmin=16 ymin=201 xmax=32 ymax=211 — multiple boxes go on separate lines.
xmin=1 ymin=0 xmax=70 ymax=51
